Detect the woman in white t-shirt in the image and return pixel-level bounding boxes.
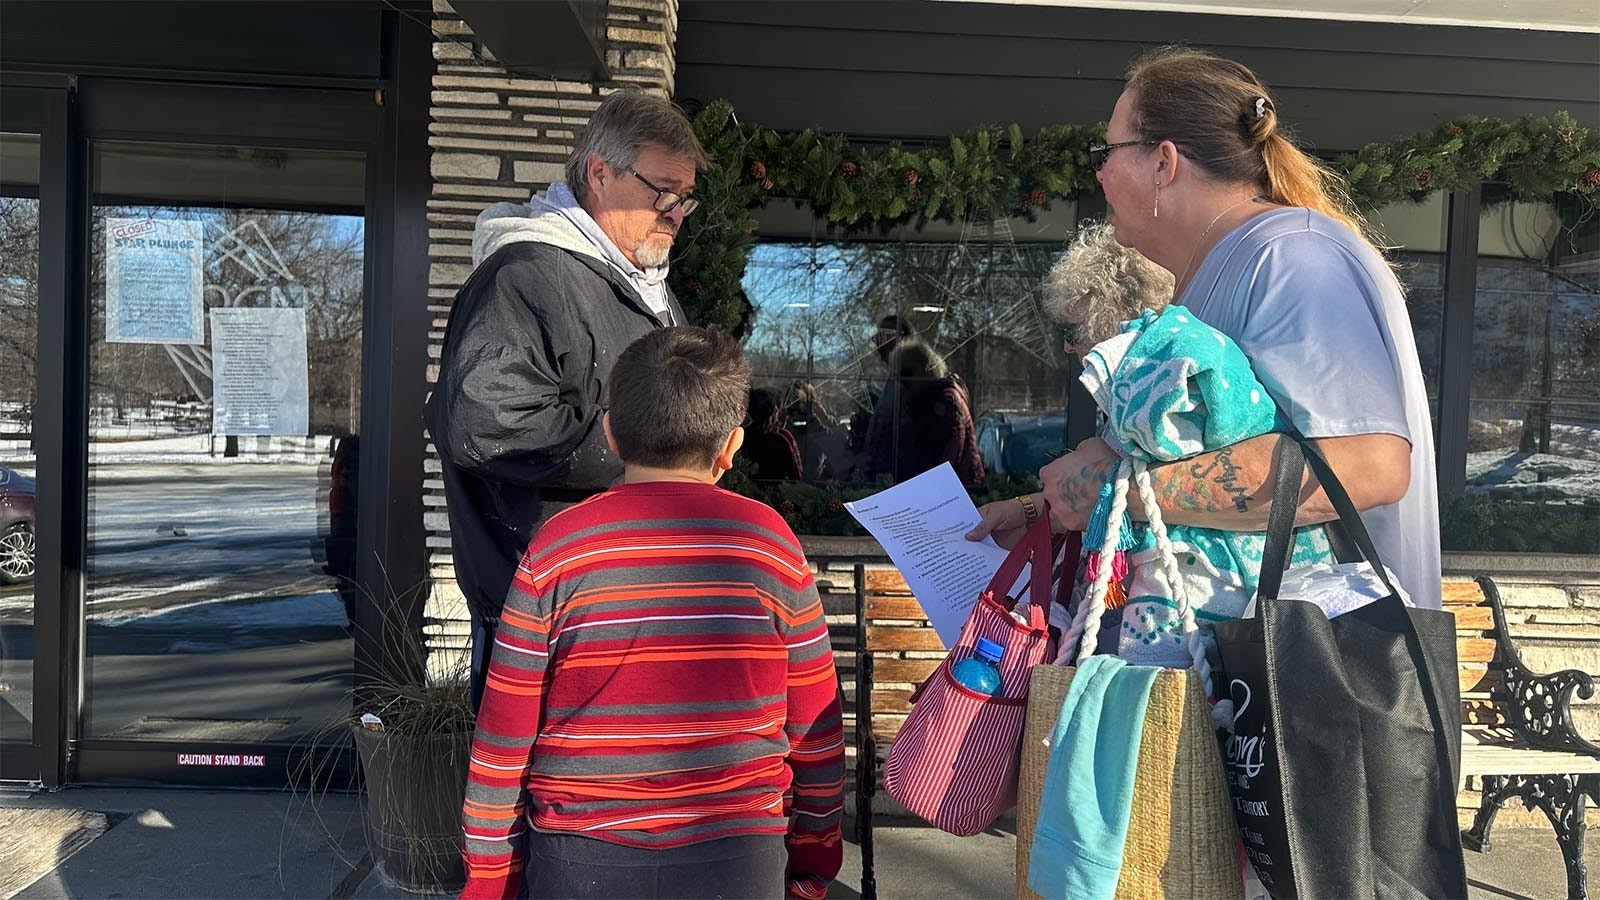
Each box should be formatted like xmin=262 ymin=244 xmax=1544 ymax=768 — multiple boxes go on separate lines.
xmin=969 ymin=46 xmax=1440 ymax=610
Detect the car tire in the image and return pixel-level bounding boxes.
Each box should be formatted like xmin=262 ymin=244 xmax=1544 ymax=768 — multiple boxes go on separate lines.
xmin=0 ymin=522 xmax=35 ymax=584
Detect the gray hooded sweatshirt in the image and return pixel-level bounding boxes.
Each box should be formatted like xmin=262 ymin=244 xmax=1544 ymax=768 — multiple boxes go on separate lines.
xmin=473 ymin=181 xmax=674 ymax=323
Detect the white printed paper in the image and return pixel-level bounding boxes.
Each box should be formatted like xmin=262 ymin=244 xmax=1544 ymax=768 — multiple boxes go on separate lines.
xmin=845 ymin=462 xmax=1017 ymax=648
xmin=210 ymin=307 xmax=309 ymax=436
xmin=106 ymin=217 xmax=205 ymax=345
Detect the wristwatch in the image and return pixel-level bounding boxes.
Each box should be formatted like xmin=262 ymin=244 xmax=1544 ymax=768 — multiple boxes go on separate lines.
xmin=1018 ymin=492 xmax=1040 ymax=525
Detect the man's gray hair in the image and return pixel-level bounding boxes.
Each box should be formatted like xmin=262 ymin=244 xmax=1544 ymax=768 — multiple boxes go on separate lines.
xmin=1041 ymin=221 xmax=1175 ymax=347
xmin=565 ymin=91 xmax=711 ymax=201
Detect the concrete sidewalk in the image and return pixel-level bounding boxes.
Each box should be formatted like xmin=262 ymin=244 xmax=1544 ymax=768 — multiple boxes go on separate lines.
xmin=3 ymin=786 xmax=1587 ymax=899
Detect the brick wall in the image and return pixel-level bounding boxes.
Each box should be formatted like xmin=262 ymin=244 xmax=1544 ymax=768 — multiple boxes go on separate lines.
xmin=423 ymin=0 xmax=681 ymax=678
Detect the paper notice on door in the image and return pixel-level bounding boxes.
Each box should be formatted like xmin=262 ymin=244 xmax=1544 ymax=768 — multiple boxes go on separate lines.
xmin=210 ymin=307 xmax=310 ymax=436
xmin=844 ymin=462 xmax=1019 ymax=648
xmin=106 ymin=217 xmax=205 ymax=345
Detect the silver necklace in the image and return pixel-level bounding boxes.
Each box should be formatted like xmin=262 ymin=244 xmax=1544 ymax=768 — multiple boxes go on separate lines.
xmin=1174 ymin=195 xmax=1266 ymax=296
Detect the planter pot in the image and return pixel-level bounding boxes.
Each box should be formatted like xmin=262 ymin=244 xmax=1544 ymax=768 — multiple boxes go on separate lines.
xmin=351 ymin=724 xmax=472 ymax=894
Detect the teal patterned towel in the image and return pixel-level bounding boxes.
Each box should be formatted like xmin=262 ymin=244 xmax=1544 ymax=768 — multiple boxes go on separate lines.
xmin=1076 ymin=306 xmax=1331 ymax=666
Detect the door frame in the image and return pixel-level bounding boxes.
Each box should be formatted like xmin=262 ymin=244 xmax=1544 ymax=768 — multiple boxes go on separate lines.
xmin=0 ymin=6 xmax=431 ymax=789
xmin=0 ymin=76 xmax=76 ymax=787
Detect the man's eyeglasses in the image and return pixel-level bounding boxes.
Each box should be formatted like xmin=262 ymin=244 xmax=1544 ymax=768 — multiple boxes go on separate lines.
xmin=629 ymin=169 xmax=699 ymax=216
xmin=1087 ymin=140 xmax=1160 ymax=172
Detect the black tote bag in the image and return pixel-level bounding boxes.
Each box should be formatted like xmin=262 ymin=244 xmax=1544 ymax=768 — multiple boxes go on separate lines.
xmin=1210 ymin=437 xmax=1467 ymax=900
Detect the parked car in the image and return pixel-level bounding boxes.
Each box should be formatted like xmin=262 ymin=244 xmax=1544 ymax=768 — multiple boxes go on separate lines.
xmin=0 ymin=465 xmax=36 ymax=584
xmin=975 ymin=411 xmax=1068 ymax=480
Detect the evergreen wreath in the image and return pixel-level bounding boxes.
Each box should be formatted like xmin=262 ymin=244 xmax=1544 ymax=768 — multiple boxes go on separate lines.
xmin=669 ymin=102 xmax=1600 ymax=336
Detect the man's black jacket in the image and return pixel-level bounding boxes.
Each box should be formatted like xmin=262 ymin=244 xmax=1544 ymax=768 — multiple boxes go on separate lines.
xmin=425 ymin=240 xmax=684 ymax=624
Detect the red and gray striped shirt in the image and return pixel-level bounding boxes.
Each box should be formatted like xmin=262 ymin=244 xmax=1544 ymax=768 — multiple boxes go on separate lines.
xmin=460 ymin=481 xmax=845 ymax=900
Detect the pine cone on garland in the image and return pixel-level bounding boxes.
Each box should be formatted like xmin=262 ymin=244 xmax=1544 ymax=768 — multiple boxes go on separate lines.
xmin=1582 ymin=166 xmax=1600 ymax=191
xmin=1413 ymin=170 xmax=1433 ymax=192
xmin=826 ymin=499 xmax=844 ymax=514
xmin=1445 ymin=124 xmax=1464 ymax=139
xmin=840 ymin=161 xmax=859 ymax=178
xmin=1028 ymin=187 xmax=1048 ymax=207
xmin=748 ymin=161 xmax=767 ymax=180
xmin=761 ymin=178 xmax=775 ymax=190
xmin=682 ymin=276 xmax=702 ymax=296
xmin=904 ymin=169 xmax=920 ymax=185
xmin=777 ymin=498 xmax=797 ymax=519
xmin=911 ymin=188 xmax=923 ymax=202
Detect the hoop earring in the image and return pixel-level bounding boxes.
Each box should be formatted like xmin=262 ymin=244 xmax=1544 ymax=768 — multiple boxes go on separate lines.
xmin=1153 ymin=181 xmax=1161 ymax=219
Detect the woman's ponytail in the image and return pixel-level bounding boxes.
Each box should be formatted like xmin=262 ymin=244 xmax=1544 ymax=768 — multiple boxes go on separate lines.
xmin=1127 ymin=46 xmax=1384 ymax=252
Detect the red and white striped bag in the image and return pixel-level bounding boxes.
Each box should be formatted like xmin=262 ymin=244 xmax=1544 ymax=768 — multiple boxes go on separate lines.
xmin=883 ymin=517 xmax=1078 ymax=836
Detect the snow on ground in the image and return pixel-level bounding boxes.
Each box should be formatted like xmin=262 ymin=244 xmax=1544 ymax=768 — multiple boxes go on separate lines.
xmin=90 ymin=590 xmax=348 ymax=630
xmin=1465 ymin=448 xmax=1600 ymax=502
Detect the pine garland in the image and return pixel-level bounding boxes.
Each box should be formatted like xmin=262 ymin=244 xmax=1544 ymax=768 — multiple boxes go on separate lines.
xmin=670 ymin=102 xmax=1600 ymax=336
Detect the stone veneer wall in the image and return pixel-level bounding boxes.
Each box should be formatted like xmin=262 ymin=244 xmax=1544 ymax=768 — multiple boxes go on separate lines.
xmin=422 ymin=0 xmax=680 ymax=678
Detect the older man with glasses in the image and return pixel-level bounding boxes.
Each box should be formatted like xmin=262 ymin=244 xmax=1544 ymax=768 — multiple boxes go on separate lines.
xmin=427 ymin=90 xmax=710 ymax=710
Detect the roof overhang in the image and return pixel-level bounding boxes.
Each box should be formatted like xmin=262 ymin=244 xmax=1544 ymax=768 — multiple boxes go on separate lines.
xmin=450 ymin=0 xmax=611 ymax=81
xmin=933 ymin=0 xmax=1600 ymax=32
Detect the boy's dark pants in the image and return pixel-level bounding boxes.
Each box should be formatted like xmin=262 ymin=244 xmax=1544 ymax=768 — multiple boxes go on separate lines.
xmin=522 ymin=830 xmax=786 ymax=899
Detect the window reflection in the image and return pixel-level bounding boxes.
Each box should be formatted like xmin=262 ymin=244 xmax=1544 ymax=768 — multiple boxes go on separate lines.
xmin=1447 ymin=196 xmax=1600 ymax=553
xmin=0 ymin=132 xmax=40 ymax=737
xmin=83 ymin=142 xmax=364 ymax=744
xmin=739 ymin=228 xmax=1069 ymax=511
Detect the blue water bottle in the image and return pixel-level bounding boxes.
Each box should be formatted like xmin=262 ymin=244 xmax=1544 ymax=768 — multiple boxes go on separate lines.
xmin=951 ymin=638 xmax=1005 ymax=695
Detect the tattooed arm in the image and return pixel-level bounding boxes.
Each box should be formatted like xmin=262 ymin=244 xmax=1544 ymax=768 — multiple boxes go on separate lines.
xmin=1039 ymin=433 xmax=1411 ymax=533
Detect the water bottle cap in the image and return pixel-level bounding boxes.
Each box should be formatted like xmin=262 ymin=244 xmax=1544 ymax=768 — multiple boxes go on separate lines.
xmin=973 ymin=638 xmax=1004 ymax=664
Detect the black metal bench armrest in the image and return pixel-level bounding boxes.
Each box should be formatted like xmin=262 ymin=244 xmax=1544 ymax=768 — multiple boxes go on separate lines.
xmin=1478 ymin=576 xmax=1600 ymax=758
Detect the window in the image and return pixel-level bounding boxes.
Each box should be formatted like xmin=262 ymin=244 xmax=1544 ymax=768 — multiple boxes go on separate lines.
xmin=1446 ymin=196 xmax=1600 ymax=553
xmin=739 ymin=218 xmax=1071 ymax=508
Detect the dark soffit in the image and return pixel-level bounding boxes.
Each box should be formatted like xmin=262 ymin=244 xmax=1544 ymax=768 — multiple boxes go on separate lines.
xmin=450 ymin=0 xmax=611 ymax=82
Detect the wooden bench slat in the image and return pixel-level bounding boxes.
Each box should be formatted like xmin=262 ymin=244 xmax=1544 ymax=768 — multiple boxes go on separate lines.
xmin=870 ymin=689 xmax=915 ymax=715
xmin=864 ymin=570 xmax=912 ymax=594
xmin=1458 ymin=666 xmax=1501 ymax=695
xmin=865 ymin=625 xmax=945 ymax=652
xmin=1449 ymin=605 xmax=1493 ymax=631
xmin=865 ymin=596 xmax=929 ymax=620
xmin=1460 ymin=750 xmax=1600 ymax=776
xmin=872 ymin=658 xmax=942 ymax=685
xmin=1457 ymin=637 xmax=1497 ymax=665
xmin=1442 ymin=581 xmax=1486 ymax=606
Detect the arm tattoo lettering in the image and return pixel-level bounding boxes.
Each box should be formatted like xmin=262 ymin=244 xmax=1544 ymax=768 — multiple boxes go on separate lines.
xmin=1188 ymin=445 xmax=1251 ymax=513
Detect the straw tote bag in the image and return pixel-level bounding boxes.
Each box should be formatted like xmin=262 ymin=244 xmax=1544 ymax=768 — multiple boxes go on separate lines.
xmin=882 ymin=515 xmax=1074 ymax=837
xmin=1016 ymin=458 xmax=1238 ymax=900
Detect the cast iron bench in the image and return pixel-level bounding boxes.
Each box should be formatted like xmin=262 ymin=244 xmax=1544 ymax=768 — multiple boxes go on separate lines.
xmin=1453 ymin=575 xmax=1600 ymax=900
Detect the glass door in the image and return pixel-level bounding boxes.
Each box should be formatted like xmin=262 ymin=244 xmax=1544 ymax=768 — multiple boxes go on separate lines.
xmin=78 ymin=140 xmax=367 ymax=781
xmin=0 ymin=128 xmax=42 ymax=776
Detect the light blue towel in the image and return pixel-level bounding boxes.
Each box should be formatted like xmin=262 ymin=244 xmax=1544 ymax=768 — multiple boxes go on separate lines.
xmin=1027 ymin=655 xmax=1161 ymax=900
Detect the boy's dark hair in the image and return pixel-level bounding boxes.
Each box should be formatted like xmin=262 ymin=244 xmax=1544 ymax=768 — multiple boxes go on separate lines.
xmin=609 ymin=326 xmax=751 ymax=468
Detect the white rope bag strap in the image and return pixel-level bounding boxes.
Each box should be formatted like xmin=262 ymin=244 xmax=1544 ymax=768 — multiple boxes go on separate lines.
xmin=1131 ymin=459 xmax=1234 ymax=729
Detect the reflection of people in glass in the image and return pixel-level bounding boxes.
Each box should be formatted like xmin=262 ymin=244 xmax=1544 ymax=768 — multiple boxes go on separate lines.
xmin=783 ymin=381 xmax=846 ymax=480
xmin=426 ymin=92 xmax=710 ymax=709
xmin=317 ymin=433 xmax=360 ymax=623
xmin=971 ymin=46 xmax=1436 ymax=611
xmin=744 ymin=387 xmax=803 ymax=481
xmin=867 ymin=340 xmax=984 ymax=487
xmin=873 ymin=314 xmax=916 ymax=365
xmin=848 ymin=315 xmax=919 ymax=456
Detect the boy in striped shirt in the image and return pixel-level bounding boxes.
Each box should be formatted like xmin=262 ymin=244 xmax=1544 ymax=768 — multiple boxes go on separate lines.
xmin=461 ymin=326 xmax=845 ymax=900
